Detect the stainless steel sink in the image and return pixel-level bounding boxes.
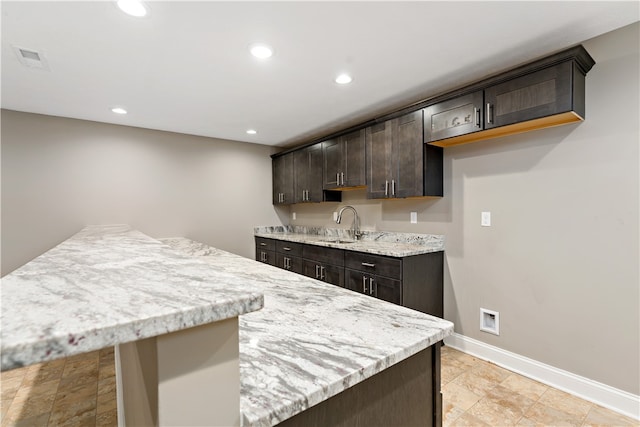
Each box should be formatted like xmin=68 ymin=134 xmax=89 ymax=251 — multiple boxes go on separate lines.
xmin=320 ymin=238 xmax=357 ymax=244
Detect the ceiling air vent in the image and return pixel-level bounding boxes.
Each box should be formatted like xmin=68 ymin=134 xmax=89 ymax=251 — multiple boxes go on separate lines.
xmin=12 ymin=45 xmax=50 ymax=71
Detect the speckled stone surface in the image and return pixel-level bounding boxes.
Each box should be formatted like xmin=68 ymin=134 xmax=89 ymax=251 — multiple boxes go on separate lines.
xmin=0 ymin=225 xmax=264 ymax=371
xmin=161 ymin=237 xmax=454 ymax=427
xmin=254 ymin=225 xmax=445 ymax=257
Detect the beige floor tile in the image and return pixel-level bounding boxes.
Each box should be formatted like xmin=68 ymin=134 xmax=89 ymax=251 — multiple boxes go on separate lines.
xmin=1 ymin=378 xmax=24 ymax=402
xmin=582 ymin=404 xmax=639 ymax=427
xmin=53 ymin=383 xmax=97 ymax=410
xmin=61 ymin=360 xmax=97 ymax=380
xmin=442 ymin=363 xmax=468 ymax=385
xmin=21 ymin=363 xmax=64 ymax=387
xmin=466 ymin=384 xmax=536 ymax=426
xmin=5 ymin=412 xmax=50 ymax=427
xmin=49 ymin=398 xmax=96 ymax=427
xmin=470 ymin=361 xmax=512 ymax=383
xmin=95 ymin=409 xmax=117 ymax=427
xmin=4 ymin=393 xmax=56 ymax=424
xmin=442 ymin=381 xmax=483 ymax=411
xmin=97 ymin=365 xmax=115 ymax=382
xmin=1 ymin=399 xmax=14 ymax=421
xmin=95 ymin=394 xmax=116 ymax=416
xmin=12 ymin=380 xmax=59 ymax=403
xmin=444 ymin=348 xmax=479 ymax=368
xmin=448 ymin=411 xmax=492 ymax=426
xmin=523 ymin=402 xmax=584 ymax=427
xmin=538 ymin=387 xmax=592 ymax=420
xmin=500 ymin=373 xmax=549 ymax=401
xmin=0 ymin=369 xmax=27 ymax=383
xmin=443 ymin=401 xmax=466 ymax=426
xmin=96 ymin=377 xmax=115 ymax=398
xmin=452 ymin=370 xmax=498 ymax=397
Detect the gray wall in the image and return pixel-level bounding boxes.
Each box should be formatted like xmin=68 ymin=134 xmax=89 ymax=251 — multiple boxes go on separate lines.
xmin=287 ymin=23 xmax=640 ymax=395
xmin=1 ymin=111 xmax=283 ymax=275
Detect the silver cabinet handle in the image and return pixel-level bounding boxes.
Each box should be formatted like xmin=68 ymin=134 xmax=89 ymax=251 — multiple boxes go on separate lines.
xmin=385 ymin=180 xmax=389 ymax=196
xmin=260 ymin=242 xmax=267 ymax=246
xmin=306 ymin=190 xmax=309 ymax=201
xmin=391 ymin=180 xmax=396 ymax=197
xmin=369 ymin=277 xmax=375 ymax=296
xmin=362 ymin=276 xmax=368 ymax=293
xmin=315 ymin=265 xmax=320 ymax=279
xmin=361 ymin=262 xmax=376 ymax=268
xmin=283 ymin=247 xmax=291 ymax=251
xmin=341 ymin=172 xmax=345 ymax=186
xmin=474 ymin=107 xmax=481 ymax=128
xmin=336 ymin=173 xmax=340 ymax=186
xmin=487 ymin=103 xmax=493 ymax=124
xmin=320 ymin=266 xmax=326 ymax=280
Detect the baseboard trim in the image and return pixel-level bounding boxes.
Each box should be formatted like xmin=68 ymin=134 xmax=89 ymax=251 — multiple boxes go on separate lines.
xmin=443 ymin=333 xmax=640 ymax=421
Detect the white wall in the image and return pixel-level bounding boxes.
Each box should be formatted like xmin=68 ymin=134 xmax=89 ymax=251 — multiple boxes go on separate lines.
xmin=288 ymin=23 xmax=640 ymax=395
xmin=1 ymin=111 xmax=283 ymax=275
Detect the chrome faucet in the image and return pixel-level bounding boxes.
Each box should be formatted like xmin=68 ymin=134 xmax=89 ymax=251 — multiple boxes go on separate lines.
xmin=336 ymin=205 xmax=362 ymax=240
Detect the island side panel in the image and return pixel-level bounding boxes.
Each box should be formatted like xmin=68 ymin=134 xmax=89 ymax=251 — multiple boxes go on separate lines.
xmin=116 ymin=318 xmax=241 ymax=427
xmin=276 ymin=344 xmax=441 ymax=427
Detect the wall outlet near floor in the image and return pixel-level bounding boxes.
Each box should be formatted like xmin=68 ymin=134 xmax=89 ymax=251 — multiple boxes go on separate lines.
xmin=410 ymin=212 xmax=417 ymax=224
xmin=292 ymin=212 xmax=296 ymax=220
xmin=481 ymin=211 xmax=491 ymax=227
xmin=480 ymin=308 xmax=499 ymax=335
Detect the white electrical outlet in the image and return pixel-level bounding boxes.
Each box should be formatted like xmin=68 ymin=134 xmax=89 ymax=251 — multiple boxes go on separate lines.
xmin=481 ymin=211 xmax=491 ymax=227
xmin=333 ymin=212 xmax=338 ymax=221
xmin=480 ymin=308 xmax=499 ymax=335
xmin=292 ymin=212 xmax=296 ymax=220
xmin=410 ymin=212 xmax=417 ymax=224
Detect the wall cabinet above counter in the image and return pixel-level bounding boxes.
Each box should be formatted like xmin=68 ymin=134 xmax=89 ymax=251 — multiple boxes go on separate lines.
xmin=271 ymin=45 xmax=595 ymax=205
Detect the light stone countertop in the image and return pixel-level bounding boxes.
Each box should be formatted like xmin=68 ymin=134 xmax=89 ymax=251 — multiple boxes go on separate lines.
xmin=254 ymin=225 xmax=445 ymax=257
xmin=161 ymin=237 xmax=454 ymax=427
xmin=0 ymin=225 xmax=264 ymax=371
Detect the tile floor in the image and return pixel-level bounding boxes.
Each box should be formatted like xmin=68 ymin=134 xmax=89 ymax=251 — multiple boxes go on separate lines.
xmin=0 ymin=345 xmax=637 ymax=426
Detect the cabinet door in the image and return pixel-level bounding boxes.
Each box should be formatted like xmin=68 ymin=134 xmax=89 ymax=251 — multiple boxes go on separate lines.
xmin=323 ymin=138 xmax=342 ymax=189
xmin=485 ymin=62 xmax=573 ymax=129
xmin=272 ymin=153 xmax=294 ymax=205
xmin=322 ymin=264 xmax=344 ymax=287
xmin=371 ymin=275 xmax=402 ymax=305
xmin=307 ymin=143 xmax=324 ymax=202
xmin=366 ymin=121 xmax=393 ymax=199
xmin=343 ymin=129 xmax=366 ymax=187
xmin=256 ymin=249 xmax=277 ymax=266
xmin=293 ymin=149 xmax=308 ymax=203
xmin=276 ymin=253 xmax=303 ymax=274
xmin=393 ymin=110 xmax=425 ymax=198
xmin=423 ymin=91 xmax=483 ymax=143
xmin=345 ymin=269 xmax=368 ymax=295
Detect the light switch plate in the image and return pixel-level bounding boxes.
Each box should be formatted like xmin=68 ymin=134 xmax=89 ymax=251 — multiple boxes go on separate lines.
xmin=481 ymin=211 xmax=491 ymax=227
xmin=410 ymin=212 xmax=417 ymax=224
xmin=292 ymin=212 xmax=296 ymax=220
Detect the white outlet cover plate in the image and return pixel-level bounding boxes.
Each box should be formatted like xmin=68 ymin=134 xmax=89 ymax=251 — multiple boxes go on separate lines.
xmin=481 ymin=211 xmax=491 ymax=227
xmin=410 ymin=212 xmax=417 ymax=224
xmin=292 ymin=212 xmax=296 ymax=220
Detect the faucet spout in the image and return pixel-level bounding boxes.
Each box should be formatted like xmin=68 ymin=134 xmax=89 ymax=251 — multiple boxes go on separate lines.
xmin=336 ymin=205 xmax=361 ymax=240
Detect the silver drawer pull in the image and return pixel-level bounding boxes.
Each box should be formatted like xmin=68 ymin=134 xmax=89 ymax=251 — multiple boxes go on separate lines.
xmin=361 ymin=262 xmax=376 ymax=268
xmin=369 ymin=277 xmax=375 ymax=296
xmin=260 ymin=242 xmax=267 ymax=246
xmin=283 ymin=247 xmax=291 ymax=251
xmin=363 ymin=276 xmax=368 ymax=293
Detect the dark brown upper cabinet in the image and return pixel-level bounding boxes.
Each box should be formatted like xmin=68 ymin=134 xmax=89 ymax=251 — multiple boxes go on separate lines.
xmin=273 ymin=152 xmax=294 ymax=205
xmin=367 ymin=110 xmax=443 ymax=199
xmin=322 ymin=129 xmax=366 ymax=190
xmin=425 ymin=46 xmax=594 ymax=147
xmin=293 ymin=143 xmax=324 ymax=203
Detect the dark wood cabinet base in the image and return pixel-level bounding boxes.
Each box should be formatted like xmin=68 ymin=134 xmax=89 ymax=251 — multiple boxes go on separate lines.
xmin=277 ymin=343 xmax=442 ymax=427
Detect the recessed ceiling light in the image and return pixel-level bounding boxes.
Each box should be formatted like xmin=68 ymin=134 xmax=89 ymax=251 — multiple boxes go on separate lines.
xmin=249 ymin=43 xmax=273 ymax=59
xmin=111 ymin=107 xmax=128 ymax=115
xmin=335 ymin=74 xmax=353 ymax=84
xmin=246 ymin=129 xmax=257 ymax=135
xmin=116 ymin=0 xmax=149 ymax=17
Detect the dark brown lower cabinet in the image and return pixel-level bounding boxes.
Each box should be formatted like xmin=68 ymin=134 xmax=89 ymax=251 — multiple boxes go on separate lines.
xmin=277 ymin=343 xmax=442 ymax=427
xmin=256 ymin=237 xmax=443 ymax=318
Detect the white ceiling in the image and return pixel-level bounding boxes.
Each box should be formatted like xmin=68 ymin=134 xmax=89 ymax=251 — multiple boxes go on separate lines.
xmin=2 ymin=2 xmax=638 ymax=147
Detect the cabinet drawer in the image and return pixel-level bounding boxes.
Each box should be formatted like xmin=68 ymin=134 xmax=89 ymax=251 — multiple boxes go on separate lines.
xmin=275 ymin=240 xmax=303 ymax=257
xmin=255 ymin=237 xmax=275 ymax=251
xmin=345 ymin=252 xmax=402 ymax=280
xmin=302 ymin=245 xmax=344 ymax=266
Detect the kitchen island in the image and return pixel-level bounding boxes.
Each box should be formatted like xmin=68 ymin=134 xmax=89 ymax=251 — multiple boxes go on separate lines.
xmin=2 ymin=225 xmax=453 ymax=426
